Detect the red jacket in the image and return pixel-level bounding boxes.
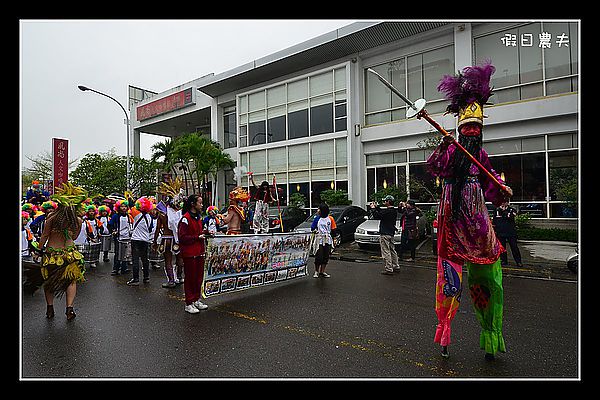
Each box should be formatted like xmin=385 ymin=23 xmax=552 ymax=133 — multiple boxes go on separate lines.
xmin=177 ymin=211 xmax=207 ymax=258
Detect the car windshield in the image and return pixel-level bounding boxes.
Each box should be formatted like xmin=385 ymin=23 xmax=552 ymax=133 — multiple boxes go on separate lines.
xmin=304 ymin=209 xmax=343 ymax=222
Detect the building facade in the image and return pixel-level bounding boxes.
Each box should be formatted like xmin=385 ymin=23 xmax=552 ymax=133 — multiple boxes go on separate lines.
xmin=131 ymin=21 xmax=579 ymax=226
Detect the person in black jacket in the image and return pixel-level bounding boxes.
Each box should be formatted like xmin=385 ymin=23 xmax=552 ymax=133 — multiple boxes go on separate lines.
xmin=370 ymin=195 xmax=399 ymax=275
xmin=398 ymin=199 xmax=423 ymax=262
xmin=492 ymin=201 xmax=523 ymax=267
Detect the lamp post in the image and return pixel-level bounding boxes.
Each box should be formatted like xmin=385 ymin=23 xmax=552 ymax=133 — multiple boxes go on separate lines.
xmin=78 ymin=85 xmax=131 ymax=192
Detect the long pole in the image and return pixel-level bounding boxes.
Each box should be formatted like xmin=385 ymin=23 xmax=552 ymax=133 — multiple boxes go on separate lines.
xmin=78 ymin=85 xmax=131 ymax=193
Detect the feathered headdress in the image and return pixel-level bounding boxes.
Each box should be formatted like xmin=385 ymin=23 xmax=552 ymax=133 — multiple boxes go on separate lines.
xmin=51 ymin=182 xmax=89 ymax=213
xmin=229 ymin=187 xmax=250 ymax=203
xmin=158 ymin=177 xmax=186 ymax=206
xmin=437 ymin=60 xmax=495 ymax=129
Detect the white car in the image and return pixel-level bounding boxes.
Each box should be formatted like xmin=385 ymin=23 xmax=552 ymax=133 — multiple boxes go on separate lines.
xmin=354 ymin=213 xmax=427 ymax=249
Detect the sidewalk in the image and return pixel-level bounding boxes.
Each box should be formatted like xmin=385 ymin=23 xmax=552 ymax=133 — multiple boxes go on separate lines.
xmin=332 ymin=237 xmax=578 ymax=281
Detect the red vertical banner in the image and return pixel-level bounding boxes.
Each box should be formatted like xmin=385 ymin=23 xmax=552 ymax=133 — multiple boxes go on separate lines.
xmin=52 ymin=138 xmax=69 ymax=190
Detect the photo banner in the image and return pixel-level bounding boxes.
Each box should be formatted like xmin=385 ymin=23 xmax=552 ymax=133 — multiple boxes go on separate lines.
xmin=202 ymin=232 xmax=312 ymax=298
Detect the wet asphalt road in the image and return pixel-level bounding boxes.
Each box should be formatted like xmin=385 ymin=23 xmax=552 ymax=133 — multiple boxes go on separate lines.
xmin=20 ymin=250 xmax=579 ymax=380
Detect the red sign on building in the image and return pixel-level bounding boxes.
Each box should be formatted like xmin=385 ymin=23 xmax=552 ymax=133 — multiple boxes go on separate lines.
xmin=52 ymin=138 xmax=69 ymax=190
xmin=136 ymin=87 xmax=194 ymax=121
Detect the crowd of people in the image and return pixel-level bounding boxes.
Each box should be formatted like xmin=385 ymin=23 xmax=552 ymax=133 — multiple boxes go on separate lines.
xmin=22 ymin=61 xmax=523 ymax=362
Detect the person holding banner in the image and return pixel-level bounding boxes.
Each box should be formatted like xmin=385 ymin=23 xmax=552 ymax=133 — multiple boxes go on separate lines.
xmin=428 ymin=61 xmax=512 ymax=360
xmin=249 ymin=174 xmax=274 ymax=234
xmin=178 ymin=194 xmax=209 ymax=313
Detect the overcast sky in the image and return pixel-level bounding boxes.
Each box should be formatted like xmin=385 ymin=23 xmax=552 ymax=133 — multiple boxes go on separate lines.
xmin=20 ymin=19 xmax=359 ymax=172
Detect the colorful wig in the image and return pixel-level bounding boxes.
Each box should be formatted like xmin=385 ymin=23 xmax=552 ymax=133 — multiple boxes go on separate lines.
xmin=22 ymin=211 xmax=30 ymax=220
xmin=135 ymin=197 xmax=154 ymax=213
xmin=206 ymin=205 xmax=219 ymax=215
xmin=85 ymin=204 xmax=97 ymax=214
xmin=114 ymin=200 xmax=129 ymax=213
xmin=41 ymin=201 xmax=58 ymax=211
xmin=97 ymin=205 xmax=111 ymax=215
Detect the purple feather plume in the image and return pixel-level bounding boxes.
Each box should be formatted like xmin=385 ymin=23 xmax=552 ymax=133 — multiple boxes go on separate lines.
xmin=437 ymin=60 xmax=495 ymax=115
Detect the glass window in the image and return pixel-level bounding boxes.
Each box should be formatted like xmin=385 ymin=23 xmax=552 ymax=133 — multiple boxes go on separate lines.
xmin=288 ymin=108 xmax=308 ymax=139
xmin=365 ymin=64 xmax=392 ymax=114
xmin=485 ymin=139 xmax=522 ymax=155
xmin=311 ymin=181 xmax=332 ymax=207
xmin=367 ymin=168 xmax=375 ymax=201
xmin=249 ymin=120 xmax=266 ymax=146
xmin=311 ymin=140 xmax=334 ymax=169
xmin=548 ymin=133 xmax=575 ymax=150
xmin=334 ymin=67 xmax=346 ymax=90
xmin=248 ymin=91 xmax=265 ymax=112
xmin=409 ymin=163 xmax=438 ymax=203
xmin=267 ymin=112 xmax=286 ymax=143
xmin=288 ymin=143 xmax=309 ymax=170
xmin=288 ymin=79 xmax=308 ymax=102
xmin=376 ymin=167 xmax=396 ymax=190
xmin=423 ymin=46 xmax=455 ymax=101
xmin=366 ymin=153 xmax=394 ymax=166
xmin=310 ymin=71 xmax=333 ymax=97
xmin=267 ymin=85 xmax=286 ymax=107
xmin=223 ymin=106 xmax=237 ymax=149
xmin=544 ymin=22 xmax=577 ymax=80
xmin=267 ymin=147 xmax=286 ymax=173
xmin=490 ymin=153 xmax=546 ymax=201
xmin=335 ymin=138 xmax=347 ymax=167
xmin=310 ymin=102 xmax=333 ymax=136
xmin=549 ymin=150 xmax=577 ymax=202
xmin=311 ymin=169 xmax=334 ymax=181
xmin=248 ymin=150 xmax=266 ymax=174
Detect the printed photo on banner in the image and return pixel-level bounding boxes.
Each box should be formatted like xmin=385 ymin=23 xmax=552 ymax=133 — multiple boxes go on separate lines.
xmin=202 ymin=232 xmax=311 ymax=298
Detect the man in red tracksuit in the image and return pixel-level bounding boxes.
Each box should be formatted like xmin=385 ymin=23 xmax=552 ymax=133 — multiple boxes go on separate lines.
xmin=178 ymin=194 xmax=210 ymax=314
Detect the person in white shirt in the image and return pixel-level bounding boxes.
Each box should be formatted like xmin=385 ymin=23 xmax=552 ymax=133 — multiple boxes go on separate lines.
xmin=108 ymin=200 xmax=133 ymax=275
xmin=127 ymin=197 xmax=154 ymax=286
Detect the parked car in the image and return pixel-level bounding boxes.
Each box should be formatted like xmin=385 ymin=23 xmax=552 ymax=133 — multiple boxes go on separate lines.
xmin=354 ymin=208 xmax=427 ymax=250
xmin=567 ymin=247 xmax=578 ymax=273
xmin=294 ymin=205 xmax=368 ymax=246
xmin=267 ymin=206 xmax=307 ymax=233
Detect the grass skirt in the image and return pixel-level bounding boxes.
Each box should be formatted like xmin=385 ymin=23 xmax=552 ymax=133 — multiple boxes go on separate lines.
xmin=23 ymin=245 xmax=85 ymax=298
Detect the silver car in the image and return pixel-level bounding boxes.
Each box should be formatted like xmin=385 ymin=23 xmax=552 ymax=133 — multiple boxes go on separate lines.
xmin=354 ymin=213 xmax=427 ymax=249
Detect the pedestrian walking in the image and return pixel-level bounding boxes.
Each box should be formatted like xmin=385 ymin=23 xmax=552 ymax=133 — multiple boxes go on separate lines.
xmin=31 ymin=182 xmax=87 ymax=321
xmin=178 ymin=194 xmax=209 ymax=313
xmin=493 ymin=201 xmax=523 ymax=267
xmin=310 ymin=204 xmax=337 ymax=278
xmin=370 ymin=195 xmax=399 ymax=275
xmin=397 ymin=199 xmax=422 ymax=263
xmin=127 ymin=197 xmax=154 ymax=286
xmin=428 ymin=61 xmax=512 ymax=360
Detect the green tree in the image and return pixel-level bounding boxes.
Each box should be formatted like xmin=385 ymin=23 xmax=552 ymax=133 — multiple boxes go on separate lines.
xmin=319 ymin=189 xmax=351 ymax=206
xmin=369 ymin=185 xmax=407 ymax=204
xmin=70 ymin=149 xmax=159 ymax=198
xmin=22 ymin=151 xmax=78 ymax=195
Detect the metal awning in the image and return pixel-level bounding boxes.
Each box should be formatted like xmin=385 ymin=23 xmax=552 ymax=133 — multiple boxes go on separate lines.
xmin=197 ymin=21 xmax=450 ymax=97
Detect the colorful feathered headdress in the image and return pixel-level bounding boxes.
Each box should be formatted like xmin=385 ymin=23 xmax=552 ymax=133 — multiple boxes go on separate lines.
xmin=229 ymin=187 xmax=250 ymax=203
xmin=157 ymin=177 xmax=186 ymax=206
xmin=51 ymin=182 xmax=89 ymax=213
xmin=437 ymin=60 xmax=495 ymax=129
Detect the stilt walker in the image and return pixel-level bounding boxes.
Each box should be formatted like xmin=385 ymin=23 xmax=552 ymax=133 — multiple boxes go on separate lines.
xmin=369 ymin=60 xmax=512 ymax=360
xmin=427 ymin=61 xmax=511 ymax=360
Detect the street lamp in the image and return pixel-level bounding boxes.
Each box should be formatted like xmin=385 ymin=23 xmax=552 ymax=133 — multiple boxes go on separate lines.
xmin=78 ymin=85 xmax=131 ymax=192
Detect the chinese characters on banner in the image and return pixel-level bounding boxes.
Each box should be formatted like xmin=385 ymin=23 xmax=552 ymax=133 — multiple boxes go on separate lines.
xmin=500 ymin=32 xmax=570 ymax=48
xmin=52 ymin=138 xmax=68 ymax=190
xmin=202 ymin=232 xmax=312 ymax=298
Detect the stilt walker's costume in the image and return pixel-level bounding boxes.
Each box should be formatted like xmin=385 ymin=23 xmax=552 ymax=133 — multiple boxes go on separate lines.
xmin=427 ymin=61 xmax=509 ymax=358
